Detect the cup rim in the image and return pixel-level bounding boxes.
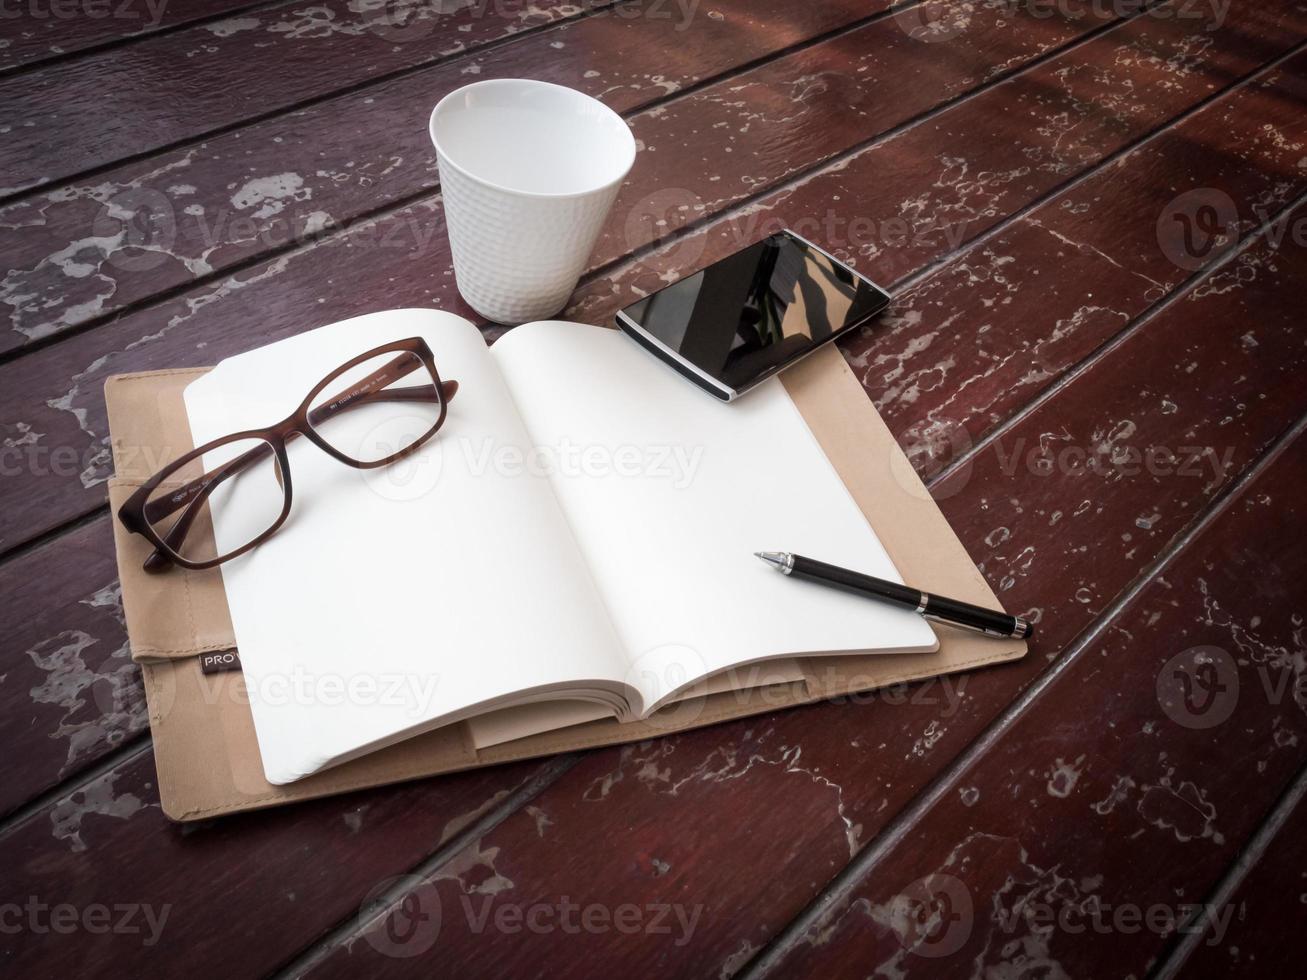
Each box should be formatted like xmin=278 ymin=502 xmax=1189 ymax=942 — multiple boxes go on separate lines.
xmin=429 ymin=78 xmax=636 ymax=201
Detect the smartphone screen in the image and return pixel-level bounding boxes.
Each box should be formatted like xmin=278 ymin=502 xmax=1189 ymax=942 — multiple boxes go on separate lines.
xmin=615 ymin=231 xmax=889 ymax=399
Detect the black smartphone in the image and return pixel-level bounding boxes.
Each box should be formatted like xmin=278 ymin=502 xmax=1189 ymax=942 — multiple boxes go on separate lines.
xmin=614 ymin=230 xmax=890 ymax=400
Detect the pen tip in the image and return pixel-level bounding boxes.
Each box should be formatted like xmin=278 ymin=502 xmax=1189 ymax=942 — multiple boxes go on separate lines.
xmin=755 ymin=551 xmax=787 ymax=569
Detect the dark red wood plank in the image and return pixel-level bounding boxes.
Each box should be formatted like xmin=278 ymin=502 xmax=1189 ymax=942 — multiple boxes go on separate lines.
xmin=0 ymin=0 xmax=1267 ymax=556
xmin=0 ymin=0 xmax=880 ymax=353
xmin=0 ymin=0 xmax=601 ymax=196
xmin=0 ymin=750 xmax=562 ymax=977
xmin=1171 ymin=777 xmax=1307 ymax=978
xmin=767 ymin=404 xmax=1307 ymax=977
xmin=0 ymin=517 xmax=140 ymax=818
xmin=2 ymin=1 xmax=1301 ymax=815
xmin=287 ymin=104 xmax=1307 ymax=980
xmin=0 ymin=0 xmax=268 ymax=73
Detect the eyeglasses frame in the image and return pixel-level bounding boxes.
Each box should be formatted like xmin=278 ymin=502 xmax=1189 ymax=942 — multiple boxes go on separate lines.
xmin=116 ymin=336 xmax=457 ymax=573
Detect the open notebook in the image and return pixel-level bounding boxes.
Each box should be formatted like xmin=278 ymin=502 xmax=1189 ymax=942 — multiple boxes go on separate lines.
xmin=183 ymin=311 xmax=938 ymax=784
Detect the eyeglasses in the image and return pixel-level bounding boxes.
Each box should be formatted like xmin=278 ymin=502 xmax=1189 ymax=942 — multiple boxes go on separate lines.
xmin=117 ymin=337 xmax=458 ymax=573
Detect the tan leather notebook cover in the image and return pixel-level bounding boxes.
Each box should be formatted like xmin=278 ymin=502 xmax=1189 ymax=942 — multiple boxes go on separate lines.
xmin=105 ymin=342 xmax=1026 ymax=821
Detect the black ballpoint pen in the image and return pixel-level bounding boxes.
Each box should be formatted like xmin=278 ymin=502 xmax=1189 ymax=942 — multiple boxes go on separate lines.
xmin=755 ymin=552 xmax=1033 ymax=639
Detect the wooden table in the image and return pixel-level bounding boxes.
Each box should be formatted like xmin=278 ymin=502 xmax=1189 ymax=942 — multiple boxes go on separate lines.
xmin=3 ymin=1 xmax=1305 ymax=976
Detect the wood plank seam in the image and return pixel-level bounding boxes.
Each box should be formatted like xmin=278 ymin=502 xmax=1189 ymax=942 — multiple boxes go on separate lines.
xmin=0 ymin=501 xmax=111 ymax=577
xmin=0 ymin=0 xmax=920 ymax=365
xmin=1148 ymin=760 xmax=1307 ymax=979
xmin=0 ymin=0 xmax=281 ymax=80
xmin=737 ymin=407 xmax=1307 ymax=979
xmin=270 ymin=754 xmax=580 ymax=978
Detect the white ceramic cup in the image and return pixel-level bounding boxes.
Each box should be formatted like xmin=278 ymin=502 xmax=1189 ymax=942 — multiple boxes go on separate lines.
xmin=430 ymin=79 xmax=636 ymax=325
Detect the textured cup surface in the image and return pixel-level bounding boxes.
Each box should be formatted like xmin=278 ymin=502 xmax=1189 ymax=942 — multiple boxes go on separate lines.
xmin=431 ymin=79 xmax=636 ymax=325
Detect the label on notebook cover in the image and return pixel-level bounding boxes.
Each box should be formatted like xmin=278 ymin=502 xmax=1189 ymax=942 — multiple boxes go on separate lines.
xmin=199 ymin=650 xmax=242 ymax=675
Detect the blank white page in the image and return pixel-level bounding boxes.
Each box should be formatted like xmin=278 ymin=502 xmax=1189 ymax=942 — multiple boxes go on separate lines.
xmin=184 ymin=310 xmax=625 ymax=783
xmin=493 ymin=321 xmax=938 ymax=709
